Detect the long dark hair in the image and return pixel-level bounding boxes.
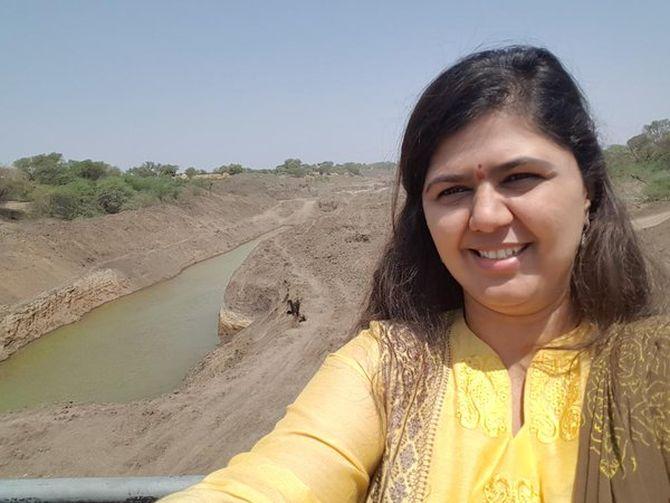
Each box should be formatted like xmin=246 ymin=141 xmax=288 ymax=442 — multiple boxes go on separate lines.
xmin=358 ymin=45 xmax=657 ymax=343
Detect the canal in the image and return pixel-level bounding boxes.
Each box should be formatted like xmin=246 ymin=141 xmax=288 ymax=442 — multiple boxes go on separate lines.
xmin=0 ymin=234 xmax=270 ymax=413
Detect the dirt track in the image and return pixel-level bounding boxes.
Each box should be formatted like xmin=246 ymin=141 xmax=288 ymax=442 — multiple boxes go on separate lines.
xmin=0 ymin=173 xmax=668 ymax=478
xmin=632 ymin=210 xmax=670 ymax=230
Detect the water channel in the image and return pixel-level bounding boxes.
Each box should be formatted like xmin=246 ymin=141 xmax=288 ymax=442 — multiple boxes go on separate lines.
xmin=0 ymin=234 xmax=271 ymax=413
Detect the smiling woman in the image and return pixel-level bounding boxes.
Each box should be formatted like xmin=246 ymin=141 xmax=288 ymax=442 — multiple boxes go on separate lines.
xmin=423 ymin=113 xmax=590 ymax=322
xmin=162 ymin=46 xmax=669 ymax=502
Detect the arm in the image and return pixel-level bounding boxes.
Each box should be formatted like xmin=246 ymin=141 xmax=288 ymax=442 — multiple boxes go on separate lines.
xmin=161 ymin=329 xmax=385 ymax=502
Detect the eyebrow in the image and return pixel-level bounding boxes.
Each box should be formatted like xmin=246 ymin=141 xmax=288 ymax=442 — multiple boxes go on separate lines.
xmin=424 ymin=156 xmax=553 ymax=193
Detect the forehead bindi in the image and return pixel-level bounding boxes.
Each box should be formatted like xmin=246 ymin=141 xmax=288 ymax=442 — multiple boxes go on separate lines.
xmin=475 ymin=164 xmax=485 ymax=181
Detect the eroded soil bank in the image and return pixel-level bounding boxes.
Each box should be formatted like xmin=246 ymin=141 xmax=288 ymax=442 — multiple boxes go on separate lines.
xmin=0 ymin=174 xmax=384 ymax=361
xmin=0 ymin=172 xmax=393 ymax=477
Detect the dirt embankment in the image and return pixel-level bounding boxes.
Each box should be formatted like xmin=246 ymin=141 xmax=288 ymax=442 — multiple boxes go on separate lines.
xmin=0 ymin=176 xmax=393 ymax=478
xmin=0 ymin=173 xmax=380 ymax=361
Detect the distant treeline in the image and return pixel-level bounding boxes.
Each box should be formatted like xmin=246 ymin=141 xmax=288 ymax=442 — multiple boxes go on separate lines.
xmin=604 ymin=119 xmax=670 ymax=201
xmin=0 ymin=155 xmax=395 ymax=220
xmin=2 ymin=118 xmax=667 ymax=221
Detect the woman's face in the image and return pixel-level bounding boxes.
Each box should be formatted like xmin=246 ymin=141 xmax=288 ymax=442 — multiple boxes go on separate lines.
xmin=421 ymin=112 xmax=590 ymax=316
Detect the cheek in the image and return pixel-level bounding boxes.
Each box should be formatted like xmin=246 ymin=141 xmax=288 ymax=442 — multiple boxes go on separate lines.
xmin=423 ymin=203 xmax=469 ymax=258
xmin=522 ymin=183 xmax=586 ymax=242
xmin=523 ymin=200 xmax=584 ymax=276
xmin=532 ymin=200 xmax=584 ymax=245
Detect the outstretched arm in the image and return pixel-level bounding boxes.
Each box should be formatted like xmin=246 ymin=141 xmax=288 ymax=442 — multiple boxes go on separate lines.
xmin=161 ymin=329 xmax=385 ymax=502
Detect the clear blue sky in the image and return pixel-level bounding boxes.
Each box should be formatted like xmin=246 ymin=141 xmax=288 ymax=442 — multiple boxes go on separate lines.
xmin=1 ymin=0 xmax=668 ymax=171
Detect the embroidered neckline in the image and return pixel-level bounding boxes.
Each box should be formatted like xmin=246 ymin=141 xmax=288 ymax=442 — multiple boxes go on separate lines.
xmin=452 ymin=313 xmax=588 ymax=441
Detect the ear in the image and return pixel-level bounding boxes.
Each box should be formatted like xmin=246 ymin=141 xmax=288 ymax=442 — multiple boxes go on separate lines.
xmin=584 ymin=197 xmax=591 ymax=216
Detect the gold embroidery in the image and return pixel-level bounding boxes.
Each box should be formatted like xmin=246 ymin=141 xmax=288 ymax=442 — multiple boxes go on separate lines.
xmin=483 ymin=475 xmax=540 ymax=503
xmin=581 ymin=320 xmax=670 ymax=480
xmin=365 ymin=314 xmax=452 ymax=503
xmin=526 ymin=352 xmax=583 ymax=443
xmin=455 ymin=355 xmax=509 ymax=437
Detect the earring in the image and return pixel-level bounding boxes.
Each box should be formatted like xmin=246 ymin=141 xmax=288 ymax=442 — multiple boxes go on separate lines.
xmin=580 ymin=217 xmax=591 ymax=247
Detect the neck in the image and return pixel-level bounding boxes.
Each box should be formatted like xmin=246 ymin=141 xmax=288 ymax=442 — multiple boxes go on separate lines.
xmin=463 ymin=292 xmax=578 ymax=369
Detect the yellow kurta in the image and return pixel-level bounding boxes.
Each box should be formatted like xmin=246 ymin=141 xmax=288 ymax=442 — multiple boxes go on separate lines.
xmin=162 ymin=312 xmax=590 ymax=502
xmin=429 ymin=314 xmax=590 ymax=502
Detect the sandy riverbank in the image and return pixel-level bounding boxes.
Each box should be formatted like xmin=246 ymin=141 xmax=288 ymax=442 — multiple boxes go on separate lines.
xmin=0 ymin=173 xmax=388 ymax=361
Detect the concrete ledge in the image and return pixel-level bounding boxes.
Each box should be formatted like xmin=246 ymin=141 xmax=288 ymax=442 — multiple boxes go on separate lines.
xmin=0 ymin=475 xmax=203 ymax=502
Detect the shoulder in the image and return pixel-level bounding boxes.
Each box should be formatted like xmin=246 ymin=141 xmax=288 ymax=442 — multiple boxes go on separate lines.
xmin=362 ymin=312 xmax=456 ymax=375
xmin=366 ymin=310 xmax=458 ymax=348
xmin=602 ymin=314 xmax=670 ymax=355
xmin=592 ymin=315 xmax=670 ymax=385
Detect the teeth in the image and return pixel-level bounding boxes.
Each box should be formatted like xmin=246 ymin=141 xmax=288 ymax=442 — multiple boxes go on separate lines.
xmin=478 ymin=245 xmax=524 ymax=260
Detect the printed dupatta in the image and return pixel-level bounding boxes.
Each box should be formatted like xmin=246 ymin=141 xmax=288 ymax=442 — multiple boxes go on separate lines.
xmin=572 ymin=317 xmax=670 ymax=502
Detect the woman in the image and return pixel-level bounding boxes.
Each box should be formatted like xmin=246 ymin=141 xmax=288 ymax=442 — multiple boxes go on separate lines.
xmin=163 ymin=46 xmax=669 ymax=502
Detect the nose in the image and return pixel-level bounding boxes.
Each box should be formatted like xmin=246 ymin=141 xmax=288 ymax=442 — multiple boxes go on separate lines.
xmin=468 ymin=184 xmax=513 ymax=233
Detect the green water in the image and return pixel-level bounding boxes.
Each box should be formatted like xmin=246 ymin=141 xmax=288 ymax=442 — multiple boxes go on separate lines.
xmin=0 ymin=236 xmax=265 ymax=413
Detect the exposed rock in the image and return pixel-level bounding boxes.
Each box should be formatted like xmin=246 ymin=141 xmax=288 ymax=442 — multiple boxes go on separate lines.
xmin=217 ymin=309 xmax=251 ymax=340
xmin=0 ymin=269 xmax=131 ymax=361
xmin=0 ymin=201 xmax=31 ymax=220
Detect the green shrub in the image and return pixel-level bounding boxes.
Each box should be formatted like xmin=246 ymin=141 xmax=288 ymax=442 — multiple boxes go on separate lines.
xmin=124 ymin=191 xmax=159 ymax=210
xmin=215 ymin=163 xmax=246 ymax=175
xmin=152 ymin=176 xmax=182 ymax=201
xmin=0 ymin=167 xmax=33 ymax=202
xmin=191 ymin=178 xmax=213 ymax=190
xmin=32 ymin=179 xmax=98 ymax=219
xmin=643 ymin=173 xmax=670 ymax=201
xmin=96 ymin=177 xmax=134 ymax=214
xmin=14 ymin=153 xmax=74 ymax=185
xmin=127 ymin=161 xmax=179 ymax=177
xmin=68 ymin=159 xmax=116 ymax=181
xmin=50 ymin=187 xmax=86 ymax=219
xmin=123 ymin=174 xmax=181 ymax=198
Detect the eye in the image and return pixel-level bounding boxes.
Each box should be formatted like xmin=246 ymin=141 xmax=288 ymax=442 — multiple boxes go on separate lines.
xmin=503 ymin=172 xmax=539 ymax=183
xmin=438 ymin=186 xmax=470 ymax=198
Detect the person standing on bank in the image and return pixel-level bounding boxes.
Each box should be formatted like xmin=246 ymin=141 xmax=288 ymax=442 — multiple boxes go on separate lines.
xmin=163 ymin=46 xmax=669 ymax=502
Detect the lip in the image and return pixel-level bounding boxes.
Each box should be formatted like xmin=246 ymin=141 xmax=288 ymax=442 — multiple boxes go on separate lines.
xmin=466 ymin=243 xmax=531 ymax=272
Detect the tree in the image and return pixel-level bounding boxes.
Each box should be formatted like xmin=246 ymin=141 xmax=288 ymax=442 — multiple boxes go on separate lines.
xmin=158 ymin=164 xmax=178 ymax=177
xmin=184 ymin=167 xmax=198 ymax=179
xmin=627 ymin=134 xmax=654 ymax=162
xmin=39 ymin=179 xmax=97 ymax=220
xmin=127 ymin=162 xmax=157 ymax=177
xmin=96 ymin=177 xmax=133 ymax=214
xmin=643 ymin=119 xmax=670 ymax=144
xmin=68 ymin=159 xmax=115 ymax=181
xmin=0 ymin=167 xmax=32 ymax=202
xmin=316 ymin=161 xmax=334 ymax=175
xmin=604 ymin=144 xmax=634 ymax=168
xmin=13 ymin=153 xmax=71 ymax=185
xmin=227 ymin=163 xmax=245 ymax=175
xmin=215 ymin=163 xmax=246 ymax=175
xmin=275 ymin=159 xmax=309 ymax=177
xmin=127 ymin=161 xmax=179 ymax=177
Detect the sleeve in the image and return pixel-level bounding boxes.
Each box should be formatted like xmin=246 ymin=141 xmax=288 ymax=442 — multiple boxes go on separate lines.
xmin=160 ymin=328 xmax=385 ymax=503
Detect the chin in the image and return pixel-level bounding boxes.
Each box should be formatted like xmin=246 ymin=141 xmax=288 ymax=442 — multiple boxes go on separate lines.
xmin=468 ymin=283 xmax=541 ymax=312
